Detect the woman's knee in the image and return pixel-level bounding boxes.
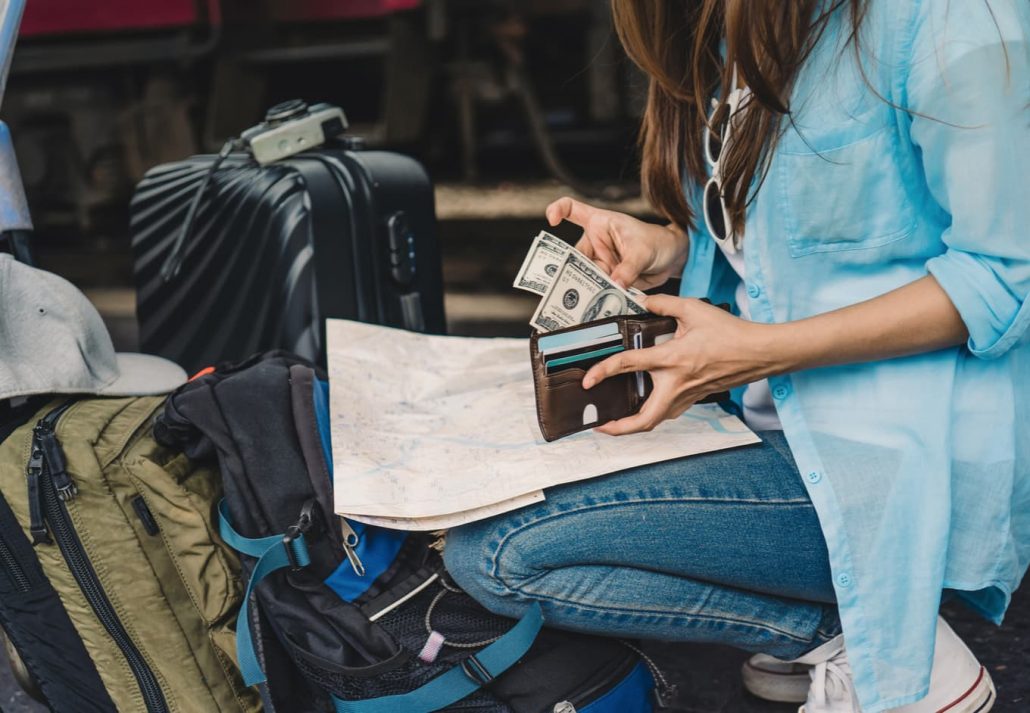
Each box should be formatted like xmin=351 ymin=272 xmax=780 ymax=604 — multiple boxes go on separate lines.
xmin=443 ymin=519 xmax=537 ymax=615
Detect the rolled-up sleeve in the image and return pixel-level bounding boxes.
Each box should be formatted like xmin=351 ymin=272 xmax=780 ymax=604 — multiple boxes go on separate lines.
xmin=907 ymin=0 xmax=1030 ymax=359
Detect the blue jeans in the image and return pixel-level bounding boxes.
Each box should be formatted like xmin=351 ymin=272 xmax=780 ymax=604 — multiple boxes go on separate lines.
xmin=444 ymin=431 xmax=841 ymax=659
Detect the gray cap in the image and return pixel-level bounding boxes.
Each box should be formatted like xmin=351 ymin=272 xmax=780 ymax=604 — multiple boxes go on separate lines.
xmin=0 ymin=253 xmax=186 ymax=401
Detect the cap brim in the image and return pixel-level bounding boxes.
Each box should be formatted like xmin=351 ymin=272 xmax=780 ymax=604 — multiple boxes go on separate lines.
xmin=98 ymin=353 xmax=188 ymax=396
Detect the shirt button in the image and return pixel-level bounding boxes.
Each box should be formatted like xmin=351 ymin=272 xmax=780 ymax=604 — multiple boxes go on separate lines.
xmin=837 ymin=573 xmax=854 ymax=588
xmin=746 ymin=283 xmax=761 ymax=299
xmin=806 ymin=471 xmax=822 ymax=484
xmin=772 ymin=384 xmax=790 ymax=400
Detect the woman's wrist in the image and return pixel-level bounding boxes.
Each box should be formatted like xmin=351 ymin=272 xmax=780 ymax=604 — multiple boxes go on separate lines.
xmin=743 ymin=321 xmax=809 ymax=380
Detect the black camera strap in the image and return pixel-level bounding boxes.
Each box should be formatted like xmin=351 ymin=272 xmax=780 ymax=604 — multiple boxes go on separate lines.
xmin=159 ymin=138 xmax=242 ymax=283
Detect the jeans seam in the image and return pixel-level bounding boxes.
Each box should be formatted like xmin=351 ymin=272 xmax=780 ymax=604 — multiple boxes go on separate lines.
xmin=486 ymin=498 xmax=822 ymax=645
xmin=488 ymin=497 xmax=816 ymax=585
xmin=506 ymin=582 xmax=818 ymax=644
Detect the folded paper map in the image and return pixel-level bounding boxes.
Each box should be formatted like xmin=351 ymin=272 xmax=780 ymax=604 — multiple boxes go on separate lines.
xmin=327 ymin=319 xmax=759 ymax=530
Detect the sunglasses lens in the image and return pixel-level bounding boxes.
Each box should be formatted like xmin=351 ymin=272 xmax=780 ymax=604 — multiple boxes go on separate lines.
xmin=704 ymin=180 xmax=727 ymax=242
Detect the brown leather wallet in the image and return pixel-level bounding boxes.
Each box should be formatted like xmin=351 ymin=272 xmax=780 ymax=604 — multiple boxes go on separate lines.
xmin=530 ymin=312 xmax=729 ymax=442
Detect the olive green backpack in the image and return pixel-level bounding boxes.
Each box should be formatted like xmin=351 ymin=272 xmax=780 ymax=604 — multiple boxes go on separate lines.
xmin=0 ymin=395 xmax=261 ymax=712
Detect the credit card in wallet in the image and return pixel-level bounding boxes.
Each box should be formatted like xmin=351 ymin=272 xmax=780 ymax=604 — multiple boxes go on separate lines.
xmin=537 ymin=322 xmax=621 ymax=353
xmin=540 ymin=333 xmax=622 ymax=358
xmin=545 ymin=344 xmax=624 ymax=373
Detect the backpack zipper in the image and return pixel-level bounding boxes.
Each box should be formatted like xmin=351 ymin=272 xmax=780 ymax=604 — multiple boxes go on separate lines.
xmin=618 ymin=639 xmax=677 ymax=708
xmin=0 ymin=534 xmax=31 ymax=592
xmin=27 ymin=402 xmax=170 ymax=713
xmin=26 ymin=402 xmax=75 ymax=544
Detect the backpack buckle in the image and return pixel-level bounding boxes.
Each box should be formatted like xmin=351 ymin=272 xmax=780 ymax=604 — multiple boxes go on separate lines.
xmin=460 ymin=655 xmax=493 ymax=686
xmin=281 ymin=530 xmax=311 ymax=571
xmin=282 ymin=500 xmax=316 ymax=570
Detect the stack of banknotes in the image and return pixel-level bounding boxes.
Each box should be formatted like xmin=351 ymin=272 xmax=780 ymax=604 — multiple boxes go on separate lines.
xmin=514 ymin=231 xmax=647 ymax=332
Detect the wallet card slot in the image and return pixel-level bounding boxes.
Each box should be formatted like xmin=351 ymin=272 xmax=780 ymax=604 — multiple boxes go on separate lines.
xmin=541 ymin=367 xmax=589 ymax=386
xmin=545 ymin=344 xmax=624 ymax=374
xmin=536 ymin=374 xmax=636 ymax=440
xmin=624 ymin=317 xmax=677 ymax=349
xmin=632 ymin=332 xmax=645 ymax=398
xmin=531 ymin=314 xmax=685 ymax=441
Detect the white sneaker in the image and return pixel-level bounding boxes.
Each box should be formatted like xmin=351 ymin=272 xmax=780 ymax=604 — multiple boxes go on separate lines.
xmin=795 ymin=634 xmax=860 ymax=713
xmin=890 ymin=617 xmax=995 ymax=713
xmin=789 ymin=617 xmax=996 ymax=713
xmin=741 ymin=652 xmax=812 ymax=703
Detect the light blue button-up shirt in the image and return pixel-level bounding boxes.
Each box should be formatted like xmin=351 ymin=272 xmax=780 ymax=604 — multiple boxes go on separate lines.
xmin=679 ymin=1 xmax=1029 ymax=710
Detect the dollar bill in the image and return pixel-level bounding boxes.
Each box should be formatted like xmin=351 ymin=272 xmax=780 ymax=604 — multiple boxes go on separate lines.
xmin=530 ymin=250 xmax=646 ymax=332
xmin=512 ymin=231 xmax=572 ymax=296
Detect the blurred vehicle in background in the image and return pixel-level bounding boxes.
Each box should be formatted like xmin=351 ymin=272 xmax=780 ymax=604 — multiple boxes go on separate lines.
xmin=6 ymin=0 xmax=645 ymax=285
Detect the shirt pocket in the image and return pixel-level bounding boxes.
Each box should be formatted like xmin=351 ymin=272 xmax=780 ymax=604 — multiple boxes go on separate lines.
xmin=778 ymin=125 xmax=916 ymax=258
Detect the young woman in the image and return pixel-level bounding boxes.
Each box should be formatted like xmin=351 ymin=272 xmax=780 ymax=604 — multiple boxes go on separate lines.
xmin=445 ymin=1 xmax=1028 ymax=711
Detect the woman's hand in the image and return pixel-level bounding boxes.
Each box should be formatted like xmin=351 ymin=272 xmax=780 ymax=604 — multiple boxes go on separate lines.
xmin=545 ymin=197 xmax=688 ymax=290
xmin=582 ymin=295 xmax=780 ymax=436
xmin=582 ymin=275 xmax=970 ymax=436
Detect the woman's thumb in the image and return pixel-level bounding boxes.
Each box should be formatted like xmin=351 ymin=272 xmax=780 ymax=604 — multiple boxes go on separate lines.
xmin=642 ymin=293 xmax=683 ymax=317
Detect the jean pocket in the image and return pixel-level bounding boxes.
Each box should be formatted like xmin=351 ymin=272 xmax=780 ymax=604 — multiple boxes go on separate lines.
xmin=779 ymin=126 xmax=916 ymax=258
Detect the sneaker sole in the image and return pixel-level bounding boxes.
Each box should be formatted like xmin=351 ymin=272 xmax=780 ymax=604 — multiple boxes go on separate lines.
xmin=760 ymin=664 xmax=996 ymax=712
xmin=740 ymin=658 xmax=809 ymax=704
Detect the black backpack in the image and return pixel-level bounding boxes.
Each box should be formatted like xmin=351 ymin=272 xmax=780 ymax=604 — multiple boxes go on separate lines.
xmin=155 ymin=352 xmax=670 ymax=712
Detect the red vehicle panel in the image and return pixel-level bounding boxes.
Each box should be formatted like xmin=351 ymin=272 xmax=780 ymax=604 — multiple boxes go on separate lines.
xmin=269 ymin=0 xmax=422 ymax=22
xmin=20 ymin=0 xmax=199 ymax=37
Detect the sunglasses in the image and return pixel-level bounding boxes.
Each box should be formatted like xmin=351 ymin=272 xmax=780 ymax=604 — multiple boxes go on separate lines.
xmin=702 ymin=68 xmax=745 ymax=254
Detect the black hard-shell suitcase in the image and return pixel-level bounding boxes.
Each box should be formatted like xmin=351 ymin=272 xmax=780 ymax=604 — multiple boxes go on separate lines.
xmin=129 ymin=142 xmax=446 ymax=374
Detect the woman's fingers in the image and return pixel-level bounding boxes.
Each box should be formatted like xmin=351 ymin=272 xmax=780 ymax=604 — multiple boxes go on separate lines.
xmin=609 ymin=262 xmax=642 ymax=290
xmin=546 ymin=196 xmax=597 ymax=228
xmin=589 ymin=237 xmax=619 ymax=276
xmin=595 ymin=386 xmax=700 ymax=436
xmin=582 ymin=346 xmax=664 ymax=389
xmin=549 ymin=197 xmax=649 ymax=285
xmin=574 ymin=236 xmax=596 ymax=259
xmin=595 ymin=390 xmax=668 ymax=436
xmin=575 ymin=233 xmax=618 ymax=277
xmin=641 ymin=293 xmax=688 ymax=317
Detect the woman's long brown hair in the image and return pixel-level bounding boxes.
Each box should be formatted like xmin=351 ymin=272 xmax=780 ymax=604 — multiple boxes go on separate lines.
xmin=611 ymin=0 xmax=868 ymax=232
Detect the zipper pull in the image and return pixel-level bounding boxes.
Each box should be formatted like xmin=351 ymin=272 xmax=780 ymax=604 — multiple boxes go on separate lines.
xmin=26 ymin=440 xmax=51 ymax=545
xmin=339 ymin=518 xmax=366 ymax=577
xmin=35 ymin=424 xmax=77 ymax=501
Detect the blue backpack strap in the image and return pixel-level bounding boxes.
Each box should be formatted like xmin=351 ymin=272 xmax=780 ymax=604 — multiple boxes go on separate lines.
xmin=219 ymin=499 xmax=545 ymax=711
xmin=218 ymin=500 xmax=311 ymax=686
xmin=331 ymin=601 xmax=543 ymax=713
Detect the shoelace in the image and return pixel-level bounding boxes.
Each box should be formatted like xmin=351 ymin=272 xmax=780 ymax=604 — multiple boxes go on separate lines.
xmin=808 ymin=648 xmax=857 ymax=711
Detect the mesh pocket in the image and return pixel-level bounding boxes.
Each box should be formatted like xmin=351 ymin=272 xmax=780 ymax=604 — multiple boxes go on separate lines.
xmin=293 ymin=582 xmax=515 ymax=711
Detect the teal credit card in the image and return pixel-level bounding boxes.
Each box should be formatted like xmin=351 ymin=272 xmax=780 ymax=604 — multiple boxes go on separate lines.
xmin=545 ymin=344 xmax=625 ymax=371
